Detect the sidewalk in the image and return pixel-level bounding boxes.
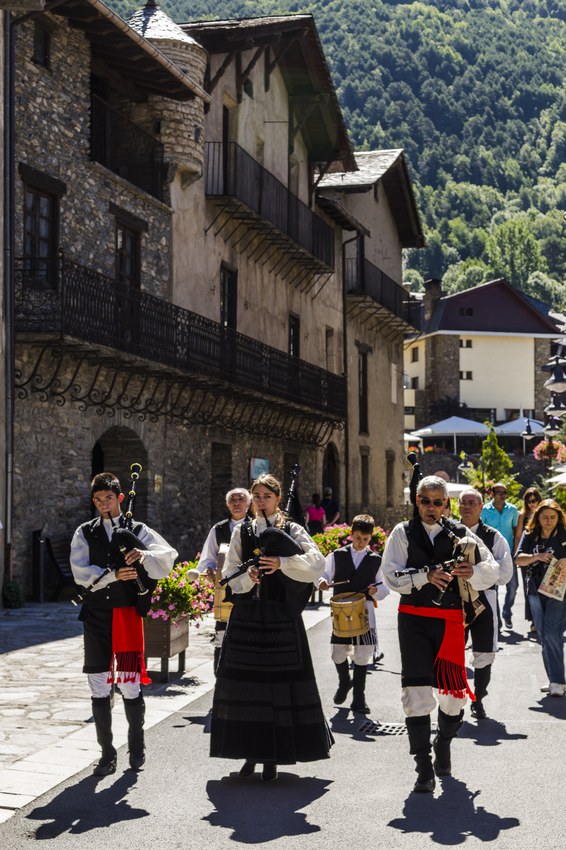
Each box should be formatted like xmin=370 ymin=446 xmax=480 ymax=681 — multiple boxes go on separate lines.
xmin=0 ymin=601 xmax=331 ymax=823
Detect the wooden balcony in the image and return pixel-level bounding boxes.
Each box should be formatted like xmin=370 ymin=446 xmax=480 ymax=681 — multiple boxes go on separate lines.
xmin=205 ymin=142 xmax=334 ymax=284
xmin=344 ymin=257 xmax=421 ymax=337
xmin=14 ymin=258 xmax=346 ymax=442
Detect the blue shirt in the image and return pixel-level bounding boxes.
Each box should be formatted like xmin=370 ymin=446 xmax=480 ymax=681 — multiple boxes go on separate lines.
xmin=480 ymin=501 xmax=519 ymax=551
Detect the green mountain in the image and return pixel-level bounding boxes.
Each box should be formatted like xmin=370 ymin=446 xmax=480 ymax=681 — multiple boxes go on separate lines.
xmin=108 ymin=0 xmax=566 ymax=306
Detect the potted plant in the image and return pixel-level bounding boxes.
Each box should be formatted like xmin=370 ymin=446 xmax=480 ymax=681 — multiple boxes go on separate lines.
xmin=144 ymin=560 xmax=214 ymax=680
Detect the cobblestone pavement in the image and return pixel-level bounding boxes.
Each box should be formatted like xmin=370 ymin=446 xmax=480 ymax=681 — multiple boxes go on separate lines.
xmin=0 ymin=601 xmax=329 ymax=822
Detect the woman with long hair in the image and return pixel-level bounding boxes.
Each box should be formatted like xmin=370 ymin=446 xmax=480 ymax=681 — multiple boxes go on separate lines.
xmin=210 ymin=473 xmax=333 ymax=781
xmin=516 ymin=499 xmax=566 ymax=696
xmin=514 ymin=486 xmax=543 ymax=634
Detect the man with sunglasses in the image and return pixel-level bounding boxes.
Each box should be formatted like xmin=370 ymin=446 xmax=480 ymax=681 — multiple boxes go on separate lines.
xmin=382 ymin=476 xmax=498 ymax=793
xmin=458 ymin=488 xmax=513 ymax=719
xmin=481 ymin=483 xmax=519 ymax=630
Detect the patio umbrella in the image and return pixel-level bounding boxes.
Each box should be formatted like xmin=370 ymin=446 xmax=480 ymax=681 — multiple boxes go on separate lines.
xmin=410 ymin=416 xmax=490 ymax=454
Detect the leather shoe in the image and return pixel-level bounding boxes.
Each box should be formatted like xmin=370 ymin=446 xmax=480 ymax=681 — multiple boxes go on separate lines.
xmin=93 ymin=755 xmax=117 ymax=777
xmin=129 ymin=752 xmax=145 ymax=770
xmin=413 ymin=776 xmax=435 ymax=793
xmin=470 ymin=700 xmax=487 ymax=720
xmin=261 ymin=763 xmax=278 ymax=782
xmin=238 ymin=761 xmax=256 ymax=777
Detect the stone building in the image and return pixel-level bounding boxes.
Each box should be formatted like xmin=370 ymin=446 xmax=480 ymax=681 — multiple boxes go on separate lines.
xmin=404 ymin=277 xmax=561 ymax=432
xmin=9 ymin=2 xmax=422 ymax=598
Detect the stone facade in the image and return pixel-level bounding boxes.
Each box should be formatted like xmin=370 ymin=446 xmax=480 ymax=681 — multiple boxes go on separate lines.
xmin=422 ymin=335 xmax=460 ymax=425
xmin=534 ymin=336 xmax=553 ymax=420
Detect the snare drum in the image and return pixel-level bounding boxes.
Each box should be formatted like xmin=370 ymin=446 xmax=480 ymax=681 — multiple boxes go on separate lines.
xmin=330 ymin=592 xmax=369 ymax=638
xmin=213 ymin=584 xmax=233 ymax=622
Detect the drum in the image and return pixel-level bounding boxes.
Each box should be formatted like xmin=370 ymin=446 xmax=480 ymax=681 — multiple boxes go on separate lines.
xmin=213 ymin=583 xmax=233 ymax=622
xmin=330 ymin=592 xmax=369 ymax=638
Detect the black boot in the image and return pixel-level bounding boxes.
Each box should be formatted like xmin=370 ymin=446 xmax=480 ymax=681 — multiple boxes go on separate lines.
xmin=261 ymin=763 xmax=278 ymax=782
xmin=333 ymin=661 xmax=353 ymax=704
xmin=213 ymin=647 xmax=222 ymax=676
xmin=406 ymin=715 xmax=435 ymax=793
xmin=123 ymin=693 xmax=145 ymax=770
xmin=91 ymin=696 xmax=117 ymax=776
xmin=350 ymin=664 xmax=370 ymax=714
xmin=471 ymin=666 xmax=491 ymax=719
xmin=433 ymin=709 xmax=464 ymax=777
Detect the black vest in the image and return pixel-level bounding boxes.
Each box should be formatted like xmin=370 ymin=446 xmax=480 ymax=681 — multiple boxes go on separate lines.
xmin=238 ymin=519 xmax=311 ymax=615
xmin=334 ymin=546 xmax=381 ymax=599
xmin=215 ymin=518 xmax=232 ymax=547
xmin=403 ymin=517 xmax=468 ymax=609
xmin=80 ymin=516 xmax=149 ymax=610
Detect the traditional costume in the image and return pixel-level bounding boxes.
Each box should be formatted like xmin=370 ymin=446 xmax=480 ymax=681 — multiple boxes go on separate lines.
xmin=210 ymin=514 xmax=333 ymax=768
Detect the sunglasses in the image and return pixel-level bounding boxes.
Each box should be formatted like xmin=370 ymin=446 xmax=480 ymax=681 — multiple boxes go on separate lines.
xmin=419 ymin=496 xmax=445 ymax=507
xmin=527 ymin=498 xmax=540 ymax=504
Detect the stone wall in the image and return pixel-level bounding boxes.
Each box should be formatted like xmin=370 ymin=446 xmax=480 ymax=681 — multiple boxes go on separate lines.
xmin=420 ymin=334 xmax=460 ymax=427
xmin=534 ymin=337 xmax=552 ymax=420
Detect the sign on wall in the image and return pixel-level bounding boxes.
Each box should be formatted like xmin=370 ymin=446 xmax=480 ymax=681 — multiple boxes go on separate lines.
xmin=250 ymin=457 xmax=269 ymax=481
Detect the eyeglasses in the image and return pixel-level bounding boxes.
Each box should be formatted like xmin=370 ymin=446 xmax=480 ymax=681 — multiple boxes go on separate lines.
xmin=419 ymin=496 xmax=445 ymax=507
xmin=527 ymin=497 xmax=540 ymax=504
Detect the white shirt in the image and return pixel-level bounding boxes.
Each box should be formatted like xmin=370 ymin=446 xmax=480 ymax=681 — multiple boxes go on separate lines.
xmin=319 ymin=544 xmax=390 ymax=630
xmin=70 ymin=515 xmax=178 ymax=592
xmin=469 ymin=522 xmax=514 ymax=586
xmin=223 ymin=514 xmax=325 ymax=595
xmin=381 ymin=520 xmax=499 ymax=595
xmin=198 ymin=517 xmax=245 ymax=573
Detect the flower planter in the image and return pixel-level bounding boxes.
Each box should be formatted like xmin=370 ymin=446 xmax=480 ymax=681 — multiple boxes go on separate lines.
xmin=144 ymin=617 xmax=189 ymax=683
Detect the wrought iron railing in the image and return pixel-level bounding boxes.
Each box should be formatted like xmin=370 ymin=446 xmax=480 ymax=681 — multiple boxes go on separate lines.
xmin=205 ymin=141 xmax=335 ymax=269
xmin=15 ymin=258 xmax=346 ymax=417
xmin=90 ymin=95 xmax=164 ymax=201
xmin=344 ymin=257 xmax=422 ymax=330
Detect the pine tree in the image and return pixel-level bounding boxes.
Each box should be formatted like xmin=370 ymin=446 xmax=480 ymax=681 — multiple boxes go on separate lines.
xmin=463 ymin=424 xmax=520 ymax=499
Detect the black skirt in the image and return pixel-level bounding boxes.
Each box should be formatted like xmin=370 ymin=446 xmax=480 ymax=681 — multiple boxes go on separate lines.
xmin=210 ymin=596 xmax=333 ymax=764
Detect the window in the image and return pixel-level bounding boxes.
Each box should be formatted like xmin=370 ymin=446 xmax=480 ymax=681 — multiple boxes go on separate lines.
xmin=33 ymin=20 xmax=52 ymax=69
xmin=116 ymin=221 xmax=141 ymax=289
xmin=325 ymin=327 xmax=334 ymax=372
xmin=360 ymin=449 xmax=369 ymax=509
xmin=411 ymin=347 xmax=419 ymax=362
xmin=459 ymin=338 xmax=473 ymax=348
xmin=289 ymin=314 xmax=300 ymax=358
xmin=411 ymin=376 xmax=419 ymax=390
xmin=404 ymin=406 xmax=415 ymax=415
xmin=459 ymin=371 xmax=473 ymax=380
xmin=459 ymin=307 xmax=474 ymax=316
xmin=20 ymin=164 xmax=66 ymax=289
xmin=220 ymin=265 xmax=238 ymax=330
xmin=359 ymin=351 xmax=369 ymax=434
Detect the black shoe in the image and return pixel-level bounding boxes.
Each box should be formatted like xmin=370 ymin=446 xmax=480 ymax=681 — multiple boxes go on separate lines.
xmin=470 ymin=701 xmax=487 ymax=720
xmin=238 ymin=761 xmax=256 ymax=777
xmin=93 ymin=754 xmax=117 ymax=776
xmin=413 ymin=776 xmax=435 ymax=793
xmin=334 ymin=681 xmax=353 ymax=704
xmin=350 ymin=698 xmax=371 ymax=714
xmin=129 ymin=752 xmax=146 ymax=771
xmin=373 ymin=652 xmax=384 ymax=663
xmin=261 ymin=763 xmax=278 ymax=782
xmin=504 ymin=617 xmax=512 ymax=630
xmin=433 ymin=738 xmax=451 ymax=777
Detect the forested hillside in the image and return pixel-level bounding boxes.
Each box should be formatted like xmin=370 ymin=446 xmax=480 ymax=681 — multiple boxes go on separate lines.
xmin=109 ymin=0 xmax=566 ymax=307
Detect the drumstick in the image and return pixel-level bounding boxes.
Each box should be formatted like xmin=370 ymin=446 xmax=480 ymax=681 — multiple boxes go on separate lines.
xmin=325 ymin=579 xmax=350 ymax=588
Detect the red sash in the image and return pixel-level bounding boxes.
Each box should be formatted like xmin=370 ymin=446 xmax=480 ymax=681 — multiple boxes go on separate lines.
xmin=399 ymin=604 xmax=475 ymax=701
xmin=108 ymin=606 xmax=151 ymax=685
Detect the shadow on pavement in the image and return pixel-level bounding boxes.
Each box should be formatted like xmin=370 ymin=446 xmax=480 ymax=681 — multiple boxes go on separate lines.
xmin=458 ymin=718 xmax=528 ymax=747
xmin=204 ymin=774 xmax=332 ymax=842
xmin=529 ymin=696 xmax=566 ymax=719
xmin=388 ymin=776 xmax=520 ymax=844
xmin=26 ymin=771 xmax=148 ymax=839
xmin=329 ymin=707 xmax=383 ymax=741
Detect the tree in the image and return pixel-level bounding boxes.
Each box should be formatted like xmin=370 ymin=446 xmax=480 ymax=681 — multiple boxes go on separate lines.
xmin=462 ymin=424 xmax=520 ymax=499
xmin=485 ymin=219 xmax=546 ymax=288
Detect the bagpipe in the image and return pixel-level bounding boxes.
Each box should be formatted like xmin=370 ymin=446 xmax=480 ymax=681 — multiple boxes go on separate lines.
xmin=403 ymin=453 xmax=484 ymax=623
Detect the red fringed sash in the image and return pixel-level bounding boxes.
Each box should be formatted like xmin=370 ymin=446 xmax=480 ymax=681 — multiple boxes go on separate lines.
xmin=108 ymin=606 xmax=151 ymax=686
xmin=399 ymin=604 xmax=475 ymax=701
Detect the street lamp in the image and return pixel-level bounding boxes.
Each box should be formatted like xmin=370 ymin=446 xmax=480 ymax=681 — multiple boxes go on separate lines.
xmin=542 ymin=355 xmax=566 ymax=394
xmin=544 ymin=393 xmax=566 ymax=418
xmin=544 ymin=418 xmax=562 ymax=438
xmin=521 ymin=418 xmax=536 ymax=453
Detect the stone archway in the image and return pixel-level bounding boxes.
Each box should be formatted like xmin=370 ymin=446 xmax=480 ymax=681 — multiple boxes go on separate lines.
xmin=92 ymin=426 xmax=149 ymax=521
xmin=322 ymin=442 xmax=340 ymax=502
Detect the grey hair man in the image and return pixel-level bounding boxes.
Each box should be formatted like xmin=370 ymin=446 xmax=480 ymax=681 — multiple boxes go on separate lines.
xmin=381 ymin=475 xmax=498 ymax=793
xmin=458 ymin=488 xmax=513 ymax=719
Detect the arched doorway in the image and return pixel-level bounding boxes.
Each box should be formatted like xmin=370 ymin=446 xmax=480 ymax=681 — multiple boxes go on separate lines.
xmin=92 ymin=427 xmax=149 ymax=521
xmin=322 ymin=442 xmax=340 ymax=501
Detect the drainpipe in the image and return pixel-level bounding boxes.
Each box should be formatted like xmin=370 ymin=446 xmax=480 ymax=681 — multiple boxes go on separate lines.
xmin=3 ymin=11 xmax=15 ymax=583
xmin=341 ymin=232 xmax=359 ymax=521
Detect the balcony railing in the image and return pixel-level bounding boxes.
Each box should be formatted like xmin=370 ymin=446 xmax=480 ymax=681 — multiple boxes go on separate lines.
xmin=15 ymin=258 xmax=346 ymax=418
xmin=344 ymin=257 xmax=422 ymax=330
xmin=90 ymin=95 xmax=164 ymax=202
xmin=205 ymin=141 xmax=334 ymax=269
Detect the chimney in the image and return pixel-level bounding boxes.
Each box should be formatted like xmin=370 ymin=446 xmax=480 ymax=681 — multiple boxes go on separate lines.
xmin=423 ymin=278 xmax=443 ymax=322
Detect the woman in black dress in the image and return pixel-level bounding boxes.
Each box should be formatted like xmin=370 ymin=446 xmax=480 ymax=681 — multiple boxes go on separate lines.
xmin=210 ymin=473 xmax=333 ymax=781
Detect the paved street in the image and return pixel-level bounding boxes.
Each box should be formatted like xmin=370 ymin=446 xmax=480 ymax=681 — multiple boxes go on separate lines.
xmin=1 ymin=588 xmax=566 ymax=848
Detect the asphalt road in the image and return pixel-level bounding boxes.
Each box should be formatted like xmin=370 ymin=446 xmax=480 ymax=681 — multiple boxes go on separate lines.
xmin=2 ymin=591 xmax=565 ymax=849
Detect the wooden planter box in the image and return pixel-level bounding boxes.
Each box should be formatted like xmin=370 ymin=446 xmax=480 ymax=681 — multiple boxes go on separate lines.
xmin=144 ymin=617 xmax=189 ymax=683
